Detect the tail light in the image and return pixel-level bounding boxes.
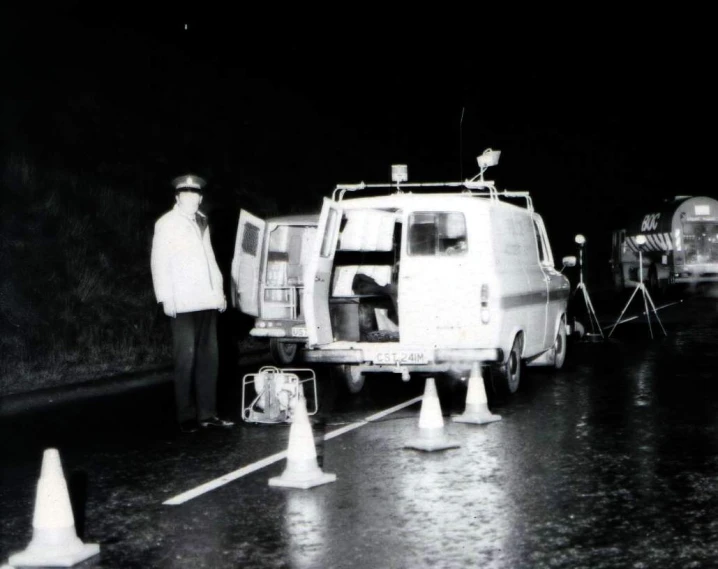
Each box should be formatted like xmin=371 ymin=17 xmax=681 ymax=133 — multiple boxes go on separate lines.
xmin=480 ymin=284 xmax=490 ymax=324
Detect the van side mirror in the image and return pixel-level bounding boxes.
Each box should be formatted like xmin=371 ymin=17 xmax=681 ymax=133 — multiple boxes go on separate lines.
xmin=560 ymin=256 xmax=577 ymax=273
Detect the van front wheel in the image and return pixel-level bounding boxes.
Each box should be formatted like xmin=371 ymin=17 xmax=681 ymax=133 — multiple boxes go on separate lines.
xmin=492 ymin=335 xmax=523 ymax=396
xmin=553 ymin=319 xmax=567 ymax=370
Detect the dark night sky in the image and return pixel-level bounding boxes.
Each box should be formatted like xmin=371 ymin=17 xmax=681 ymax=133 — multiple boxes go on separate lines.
xmin=2 ymin=5 xmax=714 ymax=258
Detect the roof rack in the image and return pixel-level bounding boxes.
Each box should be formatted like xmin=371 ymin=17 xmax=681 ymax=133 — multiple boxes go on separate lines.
xmin=331 ymin=148 xmax=534 ymax=212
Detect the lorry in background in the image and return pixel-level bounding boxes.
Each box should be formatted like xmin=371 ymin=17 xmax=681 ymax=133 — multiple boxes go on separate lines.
xmin=231 ymin=212 xmax=318 ymax=365
xmin=610 ymin=196 xmax=718 ymax=293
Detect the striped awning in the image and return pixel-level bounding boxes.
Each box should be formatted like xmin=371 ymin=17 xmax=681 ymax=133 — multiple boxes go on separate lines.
xmin=625 ymin=233 xmax=673 ymax=253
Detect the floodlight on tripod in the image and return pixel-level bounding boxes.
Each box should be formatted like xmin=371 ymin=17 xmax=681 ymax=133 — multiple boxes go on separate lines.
xmin=572 ymin=234 xmax=603 ymax=340
xmin=608 ymin=234 xmax=667 ymax=339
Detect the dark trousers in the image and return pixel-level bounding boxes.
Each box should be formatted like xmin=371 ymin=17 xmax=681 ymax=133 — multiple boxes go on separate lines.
xmin=170 ymin=310 xmax=219 ymax=423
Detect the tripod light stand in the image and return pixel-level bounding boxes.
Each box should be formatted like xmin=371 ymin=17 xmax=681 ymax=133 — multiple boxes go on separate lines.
xmin=571 ymin=234 xmax=603 ymax=340
xmin=608 ymin=234 xmax=667 ymax=339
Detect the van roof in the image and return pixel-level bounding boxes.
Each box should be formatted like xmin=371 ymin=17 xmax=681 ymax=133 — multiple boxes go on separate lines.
xmin=333 ymin=176 xmax=534 ymax=212
xmin=338 ymin=191 xmax=533 ymax=213
xmin=267 ymin=213 xmax=320 ymax=225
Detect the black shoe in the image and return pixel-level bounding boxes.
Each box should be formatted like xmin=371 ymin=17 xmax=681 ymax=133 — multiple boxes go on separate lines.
xmin=179 ymin=420 xmax=199 ymax=434
xmin=199 ymin=416 xmax=235 ymax=429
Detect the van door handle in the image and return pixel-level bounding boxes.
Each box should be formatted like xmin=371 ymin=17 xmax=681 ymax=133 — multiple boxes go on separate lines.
xmin=315 ymin=276 xmax=324 ymax=282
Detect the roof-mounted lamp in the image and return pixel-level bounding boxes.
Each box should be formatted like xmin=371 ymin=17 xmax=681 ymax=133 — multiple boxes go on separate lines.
xmin=391 ymin=164 xmax=408 ymax=183
xmin=476 ymin=148 xmax=501 ymax=182
xmin=477 ymin=148 xmax=501 ymax=170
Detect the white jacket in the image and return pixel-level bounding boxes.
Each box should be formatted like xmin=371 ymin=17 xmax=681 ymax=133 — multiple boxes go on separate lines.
xmin=151 ymin=206 xmax=225 ymax=313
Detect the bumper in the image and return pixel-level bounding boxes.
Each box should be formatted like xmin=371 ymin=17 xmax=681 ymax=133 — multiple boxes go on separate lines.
xmin=301 ymin=343 xmax=503 ymax=366
xmin=250 ymin=323 xmax=308 ymax=339
xmin=674 ymin=275 xmax=718 ymax=284
xmin=250 ymin=328 xmax=286 ymax=338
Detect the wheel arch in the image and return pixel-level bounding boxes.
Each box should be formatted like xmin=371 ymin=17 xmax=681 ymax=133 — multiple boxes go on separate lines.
xmin=503 ymin=326 xmax=526 ymax=363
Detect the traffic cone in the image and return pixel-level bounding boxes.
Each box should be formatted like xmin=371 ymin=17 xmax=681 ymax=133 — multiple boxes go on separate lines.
xmin=405 ymin=377 xmax=460 ymax=451
xmin=269 ymin=385 xmax=336 ymax=489
xmin=8 ymin=448 xmax=100 ymax=567
xmin=453 ymin=362 xmax=502 ymax=424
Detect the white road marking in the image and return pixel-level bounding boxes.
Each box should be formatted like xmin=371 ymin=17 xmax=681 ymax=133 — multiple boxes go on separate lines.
xmin=163 ymin=394 xmax=423 ymax=505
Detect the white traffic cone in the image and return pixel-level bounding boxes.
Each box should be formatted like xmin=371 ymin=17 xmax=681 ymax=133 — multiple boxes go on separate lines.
xmin=269 ymin=386 xmax=336 ymax=489
xmin=453 ymin=362 xmax=502 ymax=424
xmin=405 ymin=377 xmax=460 ymax=451
xmin=8 ymin=448 xmax=100 ymax=567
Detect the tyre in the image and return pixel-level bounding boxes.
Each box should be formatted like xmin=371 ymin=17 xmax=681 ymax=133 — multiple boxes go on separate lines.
xmin=491 ymin=334 xmax=523 ymax=396
xmin=269 ymin=339 xmax=298 ymax=365
xmin=666 ymin=272 xmax=678 ymax=299
xmin=613 ymin=263 xmax=625 ymax=292
xmin=648 ymin=265 xmax=660 ymax=295
xmin=330 ymin=364 xmax=365 ymax=395
xmin=553 ymin=318 xmax=567 ymax=370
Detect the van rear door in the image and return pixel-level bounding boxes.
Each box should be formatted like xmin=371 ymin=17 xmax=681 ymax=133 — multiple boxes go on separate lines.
xmin=401 ymin=210 xmax=476 ymax=346
xmin=231 ymin=209 xmax=266 ymax=317
xmin=305 ymin=198 xmax=342 ymax=346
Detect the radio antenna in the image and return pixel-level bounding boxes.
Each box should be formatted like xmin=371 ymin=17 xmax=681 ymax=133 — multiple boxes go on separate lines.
xmin=459 ymin=106 xmax=465 ymax=180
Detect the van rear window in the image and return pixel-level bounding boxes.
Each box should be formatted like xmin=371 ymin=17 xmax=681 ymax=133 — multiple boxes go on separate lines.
xmin=241 ymin=223 xmax=260 ymax=256
xmin=408 ymin=212 xmax=467 ymax=256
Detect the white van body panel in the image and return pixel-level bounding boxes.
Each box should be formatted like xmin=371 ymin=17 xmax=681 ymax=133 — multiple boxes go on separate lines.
xmin=301 ymin=192 xmax=571 ymax=374
xmin=490 ymin=203 xmax=535 ymax=357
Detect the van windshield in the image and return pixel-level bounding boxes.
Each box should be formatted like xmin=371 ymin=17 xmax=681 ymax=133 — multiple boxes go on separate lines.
xmin=407 ymin=212 xmax=467 ymax=256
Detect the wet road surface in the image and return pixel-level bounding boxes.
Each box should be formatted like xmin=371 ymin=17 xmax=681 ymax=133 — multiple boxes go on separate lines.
xmin=2 ymin=293 xmax=718 ymax=568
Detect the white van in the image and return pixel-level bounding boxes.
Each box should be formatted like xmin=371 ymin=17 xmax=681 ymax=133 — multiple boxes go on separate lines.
xmin=231 ymin=212 xmax=318 ymax=364
xmin=300 ymin=150 xmax=575 ymax=395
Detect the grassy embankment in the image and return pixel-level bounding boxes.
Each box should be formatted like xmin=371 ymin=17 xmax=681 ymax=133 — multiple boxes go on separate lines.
xmin=0 ymin=154 xmax=172 ymax=397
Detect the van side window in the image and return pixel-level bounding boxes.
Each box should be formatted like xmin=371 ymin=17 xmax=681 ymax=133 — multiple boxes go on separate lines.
xmin=408 ymin=212 xmax=467 ymax=256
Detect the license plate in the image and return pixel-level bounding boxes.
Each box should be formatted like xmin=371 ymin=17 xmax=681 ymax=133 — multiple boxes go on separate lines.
xmin=291 ymin=326 xmax=307 ymax=338
xmin=375 ymin=351 xmax=427 ymax=365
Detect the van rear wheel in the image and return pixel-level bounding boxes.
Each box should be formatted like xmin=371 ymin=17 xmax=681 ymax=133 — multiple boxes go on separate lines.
xmin=330 ymin=365 xmax=365 ymax=395
xmin=269 ymin=340 xmax=298 ymax=365
xmin=492 ymin=335 xmax=522 ymax=396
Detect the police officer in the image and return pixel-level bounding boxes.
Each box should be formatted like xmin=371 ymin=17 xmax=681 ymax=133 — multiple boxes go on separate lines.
xmin=151 ymin=174 xmax=234 ymax=433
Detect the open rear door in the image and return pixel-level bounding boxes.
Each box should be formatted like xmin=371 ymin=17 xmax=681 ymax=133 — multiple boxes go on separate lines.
xmin=304 ymin=198 xmax=342 ymax=346
xmin=231 ymin=209 xmax=265 ymax=317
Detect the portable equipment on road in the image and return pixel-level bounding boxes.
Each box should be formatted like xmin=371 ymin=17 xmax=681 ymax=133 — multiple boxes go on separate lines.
xmin=241 ymin=366 xmax=318 ymax=424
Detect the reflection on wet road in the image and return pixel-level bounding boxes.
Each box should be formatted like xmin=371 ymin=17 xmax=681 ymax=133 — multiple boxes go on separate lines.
xmin=2 ymin=296 xmax=718 ymax=568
